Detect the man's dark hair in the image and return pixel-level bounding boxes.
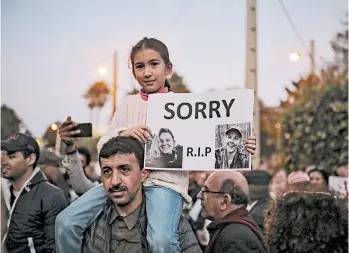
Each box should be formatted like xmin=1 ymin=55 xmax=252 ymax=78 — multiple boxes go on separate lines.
xmin=99 ymin=136 xmax=144 ymax=169
xmin=220 ymin=179 xmax=249 ymax=205
xmin=77 ymin=147 xmax=91 ymax=166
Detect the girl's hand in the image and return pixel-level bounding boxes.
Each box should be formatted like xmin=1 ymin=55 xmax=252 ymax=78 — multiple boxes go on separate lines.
xmin=245 ymin=135 xmax=257 ymax=155
xmin=120 ymin=125 xmax=152 ymax=143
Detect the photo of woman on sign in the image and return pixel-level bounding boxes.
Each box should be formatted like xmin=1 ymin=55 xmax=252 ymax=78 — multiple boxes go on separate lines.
xmin=145 ymin=128 xmax=183 ymax=169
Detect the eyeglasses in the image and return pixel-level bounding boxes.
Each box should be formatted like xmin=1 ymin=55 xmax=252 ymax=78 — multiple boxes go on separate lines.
xmin=200 ymin=186 xmax=227 ymax=195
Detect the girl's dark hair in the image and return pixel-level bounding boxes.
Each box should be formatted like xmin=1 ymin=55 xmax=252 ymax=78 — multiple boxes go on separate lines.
xmin=308 ymin=168 xmax=329 ymax=185
xmin=265 ymin=183 xmax=348 ymax=253
xmin=158 ymin=128 xmax=175 ymax=140
xmin=130 ymin=37 xmax=172 ymax=90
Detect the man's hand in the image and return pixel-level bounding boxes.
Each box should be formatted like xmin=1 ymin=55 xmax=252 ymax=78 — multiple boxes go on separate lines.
xmin=59 ymin=116 xmax=81 ymax=147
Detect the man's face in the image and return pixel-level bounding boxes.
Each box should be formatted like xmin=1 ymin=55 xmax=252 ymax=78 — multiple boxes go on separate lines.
xmin=224 ymin=132 xmax=241 ymax=153
xmin=79 ymin=154 xmax=87 ymax=169
xmin=101 ymin=153 xmax=147 ymax=206
xmin=159 ymin=132 xmax=175 ymax=154
xmin=197 ymin=175 xmax=223 ymax=221
xmin=41 ymin=165 xmax=60 ymax=182
xmin=1 ymin=151 xmax=30 ymax=181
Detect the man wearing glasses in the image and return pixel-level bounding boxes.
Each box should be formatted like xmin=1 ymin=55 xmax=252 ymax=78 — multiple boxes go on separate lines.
xmin=197 ymin=171 xmax=268 ymax=253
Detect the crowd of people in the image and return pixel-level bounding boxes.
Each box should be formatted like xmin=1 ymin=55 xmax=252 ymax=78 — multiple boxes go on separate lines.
xmin=1 ymin=37 xmax=348 ymax=253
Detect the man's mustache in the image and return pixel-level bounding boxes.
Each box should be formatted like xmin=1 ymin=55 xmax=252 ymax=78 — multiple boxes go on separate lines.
xmin=108 ymin=185 xmax=128 ymax=193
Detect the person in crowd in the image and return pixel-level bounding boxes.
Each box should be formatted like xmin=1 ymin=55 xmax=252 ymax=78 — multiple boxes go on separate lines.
xmin=1 ymin=133 xmax=67 ymax=253
xmin=265 ymin=182 xmax=348 ymax=253
xmin=73 ymin=136 xmax=202 ymax=253
xmin=37 ymin=150 xmax=73 ymax=203
xmin=55 ymin=37 xmax=257 ymax=253
xmin=215 ymin=127 xmax=249 ymax=169
xmin=58 ymin=117 xmax=98 ymax=195
xmin=77 ymin=147 xmax=100 ymax=184
xmin=197 ymin=170 xmax=268 ymax=253
xmin=335 ymin=163 xmax=348 ymax=177
xmin=146 ymin=128 xmax=183 ymax=168
xmin=308 ymin=167 xmax=329 ymax=187
xmin=269 ymin=169 xmax=287 ymax=199
xmin=287 ymin=170 xmax=310 ymax=184
xmin=244 ymin=170 xmax=271 ymax=234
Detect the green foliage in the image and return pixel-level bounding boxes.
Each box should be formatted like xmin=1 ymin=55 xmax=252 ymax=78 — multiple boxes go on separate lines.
xmin=281 ymin=83 xmax=348 ymax=173
xmin=1 ymin=105 xmax=22 ymax=140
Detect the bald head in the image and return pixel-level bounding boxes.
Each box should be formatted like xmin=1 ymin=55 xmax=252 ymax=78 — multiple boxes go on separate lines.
xmin=207 ymin=171 xmax=249 ymax=197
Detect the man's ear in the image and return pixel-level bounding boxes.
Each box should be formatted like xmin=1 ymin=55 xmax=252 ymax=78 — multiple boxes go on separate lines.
xmin=27 ymin=153 xmax=37 ymax=167
xmin=141 ymin=169 xmax=149 ymax=183
xmin=220 ymin=194 xmax=232 ymax=211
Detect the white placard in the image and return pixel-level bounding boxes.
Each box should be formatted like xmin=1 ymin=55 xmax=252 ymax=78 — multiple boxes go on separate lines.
xmin=144 ymin=89 xmax=254 ymax=171
xmin=329 ymin=176 xmax=348 ymax=199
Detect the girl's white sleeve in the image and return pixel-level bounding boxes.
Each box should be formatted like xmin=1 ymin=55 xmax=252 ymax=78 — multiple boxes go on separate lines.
xmin=97 ymin=97 xmax=128 ymax=153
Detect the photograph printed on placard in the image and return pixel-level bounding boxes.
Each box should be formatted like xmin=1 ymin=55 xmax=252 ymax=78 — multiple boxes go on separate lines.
xmin=214 ymin=123 xmax=251 ymax=169
xmin=145 ymin=128 xmax=183 ymax=169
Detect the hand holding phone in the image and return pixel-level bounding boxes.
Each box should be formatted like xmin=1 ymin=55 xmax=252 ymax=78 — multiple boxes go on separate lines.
xmin=59 ymin=117 xmax=92 ymax=146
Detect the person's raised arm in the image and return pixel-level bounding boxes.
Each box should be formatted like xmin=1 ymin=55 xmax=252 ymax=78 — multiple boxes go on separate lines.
xmin=59 ymin=117 xmax=96 ymax=194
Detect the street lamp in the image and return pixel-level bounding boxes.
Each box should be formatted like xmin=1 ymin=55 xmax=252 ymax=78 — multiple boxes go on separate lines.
xmin=98 ymin=67 xmax=107 ymax=77
xmin=51 ymin=123 xmax=58 ymax=131
xmin=289 ymin=52 xmax=300 ymax=62
xmin=50 ymin=123 xmax=60 ymax=155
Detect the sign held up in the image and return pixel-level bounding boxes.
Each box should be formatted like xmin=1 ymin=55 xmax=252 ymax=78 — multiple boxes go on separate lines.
xmin=144 ymin=89 xmax=254 ymax=171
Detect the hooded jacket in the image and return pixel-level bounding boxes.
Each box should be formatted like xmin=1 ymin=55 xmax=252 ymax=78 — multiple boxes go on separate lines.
xmin=2 ymin=168 xmax=68 ymax=253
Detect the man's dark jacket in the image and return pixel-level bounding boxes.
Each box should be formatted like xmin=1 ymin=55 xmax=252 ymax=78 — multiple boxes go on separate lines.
xmin=2 ymin=168 xmax=68 ymax=253
xmin=206 ymin=212 xmax=267 ymax=253
xmin=82 ymin=197 xmax=202 ymax=253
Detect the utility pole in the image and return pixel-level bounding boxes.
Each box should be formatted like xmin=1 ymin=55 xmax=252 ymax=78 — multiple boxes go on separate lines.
xmin=245 ymin=0 xmax=260 ymax=169
xmin=310 ymin=40 xmax=315 ymax=75
xmin=112 ymin=51 xmax=118 ymax=119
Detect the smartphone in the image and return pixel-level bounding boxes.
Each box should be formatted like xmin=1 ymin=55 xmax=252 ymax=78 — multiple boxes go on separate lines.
xmin=71 ymin=123 xmax=93 ymax=138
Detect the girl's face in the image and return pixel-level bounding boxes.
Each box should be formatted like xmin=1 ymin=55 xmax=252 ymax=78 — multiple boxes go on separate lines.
xmin=133 ymin=48 xmax=172 ymax=93
xmin=309 ymin=171 xmax=326 ymax=186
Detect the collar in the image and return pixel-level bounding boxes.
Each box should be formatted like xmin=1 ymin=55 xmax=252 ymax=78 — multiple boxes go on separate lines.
xmin=139 ymin=86 xmax=169 ymax=101
xmin=2 ymin=167 xmax=45 ymax=212
xmin=108 ymin=200 xmax=143 ymax=230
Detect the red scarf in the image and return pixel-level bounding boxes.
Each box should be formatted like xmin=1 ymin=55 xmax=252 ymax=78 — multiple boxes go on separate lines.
xmin=139 ymin=87 xmax=169 ymax=101
xmin=205 ymin=206 xmax=269 ymax=253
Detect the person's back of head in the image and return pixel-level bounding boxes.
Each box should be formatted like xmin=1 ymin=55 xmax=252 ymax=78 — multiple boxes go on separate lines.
xmin=265 ymin=183 xmax=348 ymax=253
xmin=244 ymin=170 xmax=271 ymax=201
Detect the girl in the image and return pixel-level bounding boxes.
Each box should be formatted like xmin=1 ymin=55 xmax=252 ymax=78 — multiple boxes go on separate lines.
xmin=56 ymin=37 xmax=257 ymax=253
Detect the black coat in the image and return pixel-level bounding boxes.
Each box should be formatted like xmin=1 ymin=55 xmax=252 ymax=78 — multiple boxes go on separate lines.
xmin=2 ymin=169 xmax=68 ymax=253
xmin=249 ymin=197 xmax=269 ymax=235
xmin=208 ymin=215 xmax=267 ymax=253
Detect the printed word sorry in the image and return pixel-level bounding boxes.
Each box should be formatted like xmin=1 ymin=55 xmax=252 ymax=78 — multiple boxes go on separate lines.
xmin=164 ymin=99 xmax=235 ymax=120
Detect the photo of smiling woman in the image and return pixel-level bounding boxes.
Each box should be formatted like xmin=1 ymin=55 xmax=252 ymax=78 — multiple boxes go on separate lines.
xmin=145 ymin=128 xmax=183 ymax=169
xmin=215 ymin=123 xmax=251 ymax=169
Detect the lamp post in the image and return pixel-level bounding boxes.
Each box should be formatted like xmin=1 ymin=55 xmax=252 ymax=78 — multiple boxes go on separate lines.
xmin=51 ymin=123 xmax=61 ymax=155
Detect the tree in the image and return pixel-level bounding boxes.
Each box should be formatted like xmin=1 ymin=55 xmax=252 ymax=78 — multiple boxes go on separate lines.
xmin=83 ymin=81 xmax=110 ymax=124
xmin=281 ymin=82 xmax=347 ymax=173
xmin=169 ymin=72 xmax=191 ymax=93
xmin=1 ymin=105 xmax=23 ymax=140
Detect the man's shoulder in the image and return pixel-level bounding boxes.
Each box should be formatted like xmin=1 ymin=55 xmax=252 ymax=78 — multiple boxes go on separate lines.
xmin=220 ymin=217 xmax=260 ymax=239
